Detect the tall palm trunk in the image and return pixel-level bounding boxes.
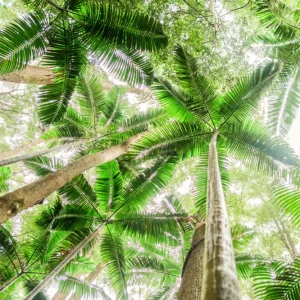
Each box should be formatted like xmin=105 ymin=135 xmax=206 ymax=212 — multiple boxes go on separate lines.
xmin=0 ymin=138 xmax=95 ymax=167
xmin=26 ymin=227 xmax=104 ymax=300
xmin=0 ymin=134 xmax=143 ymax=224
xmin=201 ymin=132 xmax=240 ymax=300
xmin=178 ymin=222 xmax=205 ymax=300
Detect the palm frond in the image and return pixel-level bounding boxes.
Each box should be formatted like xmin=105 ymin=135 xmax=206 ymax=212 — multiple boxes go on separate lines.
xmin=57 ymin=276 xmax=111 ymax=300
xmin=231 ymin=224 xmax=256 ymax=252
xmin=0 ymin=12 xmax=48 ymax=74
xmin=113 ymin=156 xmax=178 ymax=215
xmin=221 ymin=120 xmax=300 ymax=180
xmin=38 ymin=21 xmax=86 ymax=124
xmin=272 ymin=181 xmax=300 ymax=229
xmin=235 ymin=254 xmax=264 ymax=280
xmin=93 ymin=47 xmax=154 ymax=86
xmin=127 ymin=121 xmax=212 ymax=161
xmin=94 ymin=160 xmax=123 ymax=214
xmin=73 ymin=3 xmax=168 ymax=52
xmin=254 ymin=0 xmax=300 ymax=40
xmin=100 ymin=229 xmax=128 ymax=299
xmin=76 ymin=75 xmax=106 ymax=130
xmin=217 ymin=61 xmax=281 ymax=127
xmin=268 ymin=66 xmax=300 ymax=136
xmin=173 ymin=45 xmax=218 ymax=124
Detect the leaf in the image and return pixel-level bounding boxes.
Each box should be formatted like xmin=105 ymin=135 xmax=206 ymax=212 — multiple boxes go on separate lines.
xmin=0 ymin=166 xmax=11 ymax=193
xmin=73 ymin=3 xmax=168 ymax=52
xmin=38 ymin=21 xmax=86 ymax=124
xmin=0 ymin=12 xmax=48 ymax=74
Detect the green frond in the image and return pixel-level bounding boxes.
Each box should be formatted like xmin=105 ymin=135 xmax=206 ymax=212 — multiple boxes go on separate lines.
xmin=113 ymin=156 xmax=179 ymax=215
xmin=109 ymin=109 xmax=167 ymax=142
xmin=0 ymin=12 xmax=48 ymax=74
xmin=217 ymin=61 xmax=281 ymax=127
xmin=148 ymin=285 xmax=178 ymax=300
xmin=127 ymin=121 xmax=212 ymax=161
xmin=254 ymin=0 xmax=300 ymax=40
xmin=268 ymin=66 xmax=300 ymax=136
xmin=221 ymin=120 xmax=300 ymax=179
xmin=173 ymin=45 xmax=218 ymax=123
xmin=57 ymin=276 xmax=111 ymax=300
xmin=235 ymin=254 xmax=264 ymax=280
xmin=73 ymin=3 xmax=168 ymax=52
xmin=101 ymin=86 xmax=126 ymax=127
xmin=113 ymin=213 xmax=190 ymax=246
xmin=63 ymin=256 xmax=95 ymax=276
xmin=93 ymin=47 xmax=154 ymax=86
xmin=272 ymin=181 xmax=300 ymax=229
xmin=41 ymin=108 xmax=89 ymax=141
xmin=24 ymin=156 xmax=64 ymax=177
xmin=252 ymin=258 xmax=300 ymax=300
xmin=231 ymin=224 xmax=256 ymax=252
xmin=76 ymin=75 xmax=106 ymax=129
xmin=38 ymin=22 xmax=86 ymax=124
xmin=152 ymin=77 xmax=202 ymax=123
xmin=94 ymin=160 xmax=123 ymax=214
xmin=100 ymin=229 xmax=128 ymax=299
xmin=0 ymin=166 xmax=11 ymax=193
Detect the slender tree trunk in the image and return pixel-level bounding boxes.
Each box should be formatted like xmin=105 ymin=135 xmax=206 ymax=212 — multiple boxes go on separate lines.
xmin=0 ymin=138 xmax=95 ymax=167
xmin=0 ymin=65 xmax=143 ymax=93
xmin=201 ymin=132 xmax=240 ymax=300
xmin=0 ymin=134 xmax=143 ymax=224
xmin=26 ymin=227 xmax=104 ymax=300
xmin=178 ymin=222 xmax=205 ymax=300
xmin=0 ymin=138 xmax=45 ymax=161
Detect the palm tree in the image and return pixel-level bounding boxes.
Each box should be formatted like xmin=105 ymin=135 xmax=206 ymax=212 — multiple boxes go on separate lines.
xmin=0 ymin=0 xmax=167 ymax=124
xmin=124 ymin=46 xmax=300 ymax=299
xmin=0 ymin=75 xmax=166 ymax=224
xmin=0 ymin=153 xmax=187 ymax=299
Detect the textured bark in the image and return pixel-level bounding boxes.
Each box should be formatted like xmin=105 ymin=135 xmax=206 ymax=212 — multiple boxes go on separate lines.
xmin=26 ymin=227 xmax=104 ymax=300
xmin=0 ymin=65 xmax=143 ymax=93
xmin=201 ymin=132 xmax=240 ymax=300
xmin=178 ymin=222 xmax=205 ymax=300
xmin=0 ymin=134 xmax=143 ymax=224
xmin=0 ymin=66 xmax=55 ymax=85
xmin=0 ymin=138 xmax=95 ymax=167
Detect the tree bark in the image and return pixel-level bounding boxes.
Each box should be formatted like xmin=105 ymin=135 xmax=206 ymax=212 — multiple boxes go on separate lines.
xmin=0 ymin=65 xmax=144 ymax=93
xmin=201 ymin=132 xmax=240 ymax=300
xmin=178 ymin=222 xmax=205 ymax=300
xmin=0 ymin=134 xmax=143 ymax=224
xmin=26 ymin=227 xmax=104 ymax=300
xmin=0 ymin=66 xmax=55 ymax=85
xmin=0 ymin=138 xmax=95 ymax=167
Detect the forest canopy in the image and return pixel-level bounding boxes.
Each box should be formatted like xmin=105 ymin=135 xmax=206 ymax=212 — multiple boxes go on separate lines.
xmin=0 ymin=0 xmax=300 ymax=299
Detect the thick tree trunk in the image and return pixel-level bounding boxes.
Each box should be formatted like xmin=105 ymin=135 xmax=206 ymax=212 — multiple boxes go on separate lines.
xmin=201 ymin=132 xmax=240 ymax=300
xmin=26 ymin=227 xmax=104 ymax=300
xmin=0 ymin=66 xmax=143 ymax=93
xmin=0 ymin=66 xmax=55 ymax=85
xmin=0 ymin=138 xmax=95 ymax=167
xmin=0 ymin=134 xmax=143 ymax=224
xmin=178 ymin=222 xmax=205 ymax=300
